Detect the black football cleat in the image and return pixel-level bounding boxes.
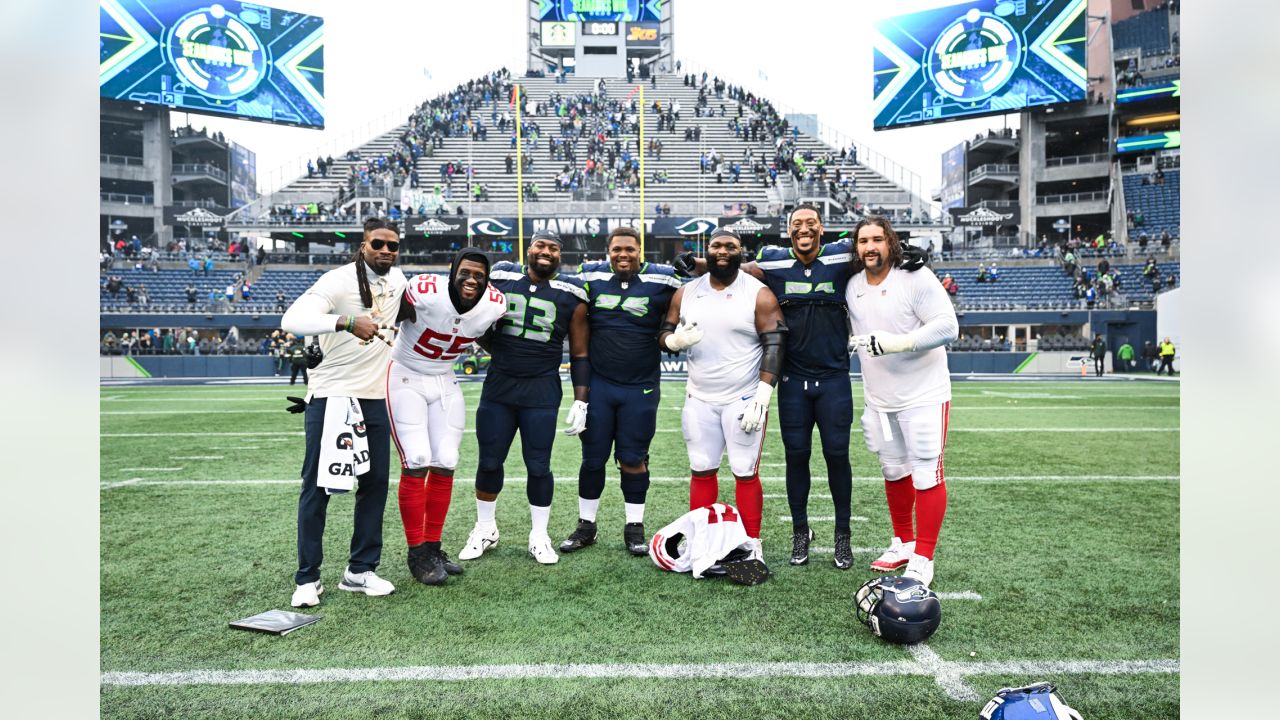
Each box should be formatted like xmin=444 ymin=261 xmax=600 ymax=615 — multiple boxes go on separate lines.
xmin=408 ymin=544 xmax=448 ymax=586
xmin=439 ymin=548 xmax=463 ymax=576
xmin=789 ymin=527 xmax=814 ymax=566
xmin=723 ymin=558 xmax=770 ymax=586
xmin=623 ymin=522 xmax=648 ymax=556
xmin=559 ymin=519 xmax=598 ymax=553
xmin=833 ymin=529 xmax=854 ymax=570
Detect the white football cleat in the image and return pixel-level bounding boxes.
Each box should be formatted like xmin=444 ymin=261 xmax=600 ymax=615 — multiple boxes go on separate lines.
xmin=290 ymin=581 xmax=323 ymax=608
xmin=528 ymin=532 xmax=560 ymax=565
xmin=339 ymin=568 xmax=395 ymax=596
xmin=902 ymin=553 xmax=935 ymax=588
xmin=870 ymin=537 xmax=915 ymax=572
xmin=458 ymin=523 xmax=500 ymax=561
xmin=746 ymin=537 xmax=764 ymax=563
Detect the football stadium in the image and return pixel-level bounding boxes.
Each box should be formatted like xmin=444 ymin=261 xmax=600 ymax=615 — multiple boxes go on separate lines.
xmin=98 ymin=1 xmax=1182 ymax=717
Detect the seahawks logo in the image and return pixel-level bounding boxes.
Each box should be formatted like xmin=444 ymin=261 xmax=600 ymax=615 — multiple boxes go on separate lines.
xmin=469 ymin=218 xmax=513 ymax=237
xmin=675 ymin=218 xmax=718 ymax=236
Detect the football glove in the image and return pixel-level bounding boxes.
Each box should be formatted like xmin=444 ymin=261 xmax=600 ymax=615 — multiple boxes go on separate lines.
xmin=304 ymin=341 xmax=324 ymax=369
xmin=663 ymin=318 xmax=703 ymax=352
xmin=899 ymin=244 xmax=928 ymax=271
xmin=739 ymin=381 xmax=772 ymax=433
xmin=849 ymin=332 xmax=913 ymax=356
xmin=563 ymin=400 xmax=589 ymax=436
xmin=285 ymin=396 xmax=308 ymax=414
xmin=673 ymin=251 xmax=697 ymax=278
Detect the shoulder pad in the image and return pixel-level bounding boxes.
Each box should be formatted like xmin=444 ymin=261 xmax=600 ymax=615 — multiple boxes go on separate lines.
xmin=756 ymin=245 xmax=790 ymax=262
xmin=549 ymin=278 xmax=588 ymax=302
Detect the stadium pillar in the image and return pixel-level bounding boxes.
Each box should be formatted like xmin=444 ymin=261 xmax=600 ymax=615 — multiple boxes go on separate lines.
xmin=515 ymin=84 xmax=524 ymax=264
xmin=639 ymin=84 xmax=645 ymax=258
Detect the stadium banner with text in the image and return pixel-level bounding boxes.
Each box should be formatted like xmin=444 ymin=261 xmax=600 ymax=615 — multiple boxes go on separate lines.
xmin=1116 ymin=131 xmax=1180 ymax=153
xmin=941 ymin=141 xmax=968 ymax=211
xmin=100 ymin=0 xmax=325 ymax=128
xmin=872 ymin=0 xmax=1087 ymax=130
xmin=949 ymin=204 xmax=1020 ymax=227
xmin=463 ymin=217 xmax=722 ymax=238
xmin=165 ymin=206 xmax=227 ymax=226
xmin=228 ymin=142 xmax=256 ymax=208
xmin=403 ymin=215 xmax=469 ymax=237
xmin=624 ymin=21 xmax=661 ymax=46
xmin=537 ymin=0 xmax=663 ymax=23
xmin=716 ymin=216 xmax=782 ymax=237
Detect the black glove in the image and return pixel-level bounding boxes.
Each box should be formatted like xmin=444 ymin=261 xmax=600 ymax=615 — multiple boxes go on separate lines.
xmin=672 ymin=251 xmax=697 ymax=278
xmin=899 ymin=244 xmax=928 ymax=272
xmin=304 ymin=340 xmax=324 ymax=369
xmin=286 ymin=396 xmax=307 ymax=414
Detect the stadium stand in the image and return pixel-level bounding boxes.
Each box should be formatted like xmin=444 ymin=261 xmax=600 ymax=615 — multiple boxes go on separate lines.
xmin=1123 ymin=169 xmax=1179 ymax=240
xmin=940 ymin=260 xmax=1179 ymax=311
xmin=1111 ymin=6 xmax=1170 ymax=55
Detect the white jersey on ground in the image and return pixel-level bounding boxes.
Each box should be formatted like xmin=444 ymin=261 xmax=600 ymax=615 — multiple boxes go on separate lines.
xmin=845 ymin=266 xmax=954 ymax=412
xmin=649 ymin=503 xmax=753 ymax=579
xmin=680 ymin=271 xmax=766 ymax=405
xmin=390 ymin=273 xmax=506 ymax=375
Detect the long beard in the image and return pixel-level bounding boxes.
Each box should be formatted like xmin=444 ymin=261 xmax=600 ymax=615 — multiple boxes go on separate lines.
xmin=708 ymin=254 xmax=742 ymax=282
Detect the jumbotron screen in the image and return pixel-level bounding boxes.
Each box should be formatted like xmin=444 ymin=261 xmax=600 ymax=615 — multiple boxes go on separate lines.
xmin=873 ymin=0 xmax=1086 ymax=130
xmin=537 ymin=0 xmax=664 ymax=23
xmin=100 ymin=0 xmax=325 ymax=128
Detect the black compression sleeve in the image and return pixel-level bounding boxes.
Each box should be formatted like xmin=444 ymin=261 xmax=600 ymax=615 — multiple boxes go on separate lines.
xmin=570 ymin=356 xmax=591 ymax=388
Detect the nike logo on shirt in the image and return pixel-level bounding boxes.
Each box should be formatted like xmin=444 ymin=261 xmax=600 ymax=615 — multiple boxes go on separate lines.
xmin=643 ymin=388 xmax=654 ymax=395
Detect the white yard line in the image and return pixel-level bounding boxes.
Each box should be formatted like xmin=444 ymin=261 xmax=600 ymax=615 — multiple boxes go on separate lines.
xmin=118 ymin=467 xmax=183 ymax=472
xmin=779 ymin=516 xmax=868 ymax=522
xmin=763 ymin=493 xmax=832 ymax=499
xmin=99 ymin=655 xmax=1179 ymax=695
xmin=170 ymin=456 xmax=224 ymax=460
xmin=101 ymin=475 xmax=1180 ymax=489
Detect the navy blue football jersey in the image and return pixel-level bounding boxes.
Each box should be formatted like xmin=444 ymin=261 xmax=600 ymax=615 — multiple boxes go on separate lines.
xmin=754 ymin=240 xmax=853 ymax=379
xmin=486 ymin=261 xmax=587 ymax=377
xmin=576 ymin=260 xmax=680 ymax=386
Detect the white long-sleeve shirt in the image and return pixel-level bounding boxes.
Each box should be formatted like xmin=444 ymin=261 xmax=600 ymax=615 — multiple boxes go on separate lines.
xmin=281 ymin=262 xmax=407 ymax=400
xmin=845 ymin=266 xmax=958 ymax=412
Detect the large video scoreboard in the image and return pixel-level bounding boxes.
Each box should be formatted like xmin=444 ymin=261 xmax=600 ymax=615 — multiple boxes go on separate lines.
xmin=100 ymin=0 xmax=325 ymax=128
xmin=873 ymin=0 xmax=1087 ymax=130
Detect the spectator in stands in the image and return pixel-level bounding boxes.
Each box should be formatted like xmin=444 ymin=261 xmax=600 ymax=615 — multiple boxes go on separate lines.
xmin=1117 ymin=339 xmax=1135 ymax=373
xmin=1090 ymin=335 xmax=1107 ymax=377
xmin=1164 ymin=274 xmax=1177 ymax=291
xmin=224 ymin=283 xmax=236 ymax=304
xmin=241 ymin=281 xmax=252 ymax=301
xmin=1142 ymin=341 xmax=1159 ymax=372
xmin=1142 ymin=257 xmax=1160 ymax=280
xmin=975 ymin=263 xmax=988 ymax=283
xmin=106 ymin=275 xmax=123 ymax=299
xmin=162 ymin=331 xmax=175 ymax=355
xmin=125 ymin=285 xmax=137 ymax=304
xmin=1085 ymin=284 xmax=1097 ymax=309
xmin=101 ymin=331 xmax=118 ymax=355
xmin=988 ymin=262 xmax=999 ymax=282
xmin=1158 ymin=337 xmax=1176 ymax=375
xmin=275 ymin=290 xmax=287 ymax=313
xmin=203 ymin=256 xmax=214 ymax=275
xmin=136 ymin=285 xmax=149 ymax=307
xmin=1160 ymin=229 xmax=1172 ymax=250
xmin=1063 ymin=250 xmax=1077 ymax=277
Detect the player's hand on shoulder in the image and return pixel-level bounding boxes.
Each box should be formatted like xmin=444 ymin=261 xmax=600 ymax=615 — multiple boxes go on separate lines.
xmin=899 ymin=244 xmax=928 ymax=272
xmin=673 ymin=251 xmax=697 ymax=278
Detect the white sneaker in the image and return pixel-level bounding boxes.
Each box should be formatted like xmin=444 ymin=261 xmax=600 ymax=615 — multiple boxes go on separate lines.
xmin=291 ymin=581 xmax=323 ymax=608
xmin=870 ymin=537 xmax=915 ymax=572
xmin=746 ymin=537 xmax=764 ymax=563
xmin=528 ymin=532 xmax=560 ymax=565
xmin=902 ymin=553 xmax=935 ymax=588
xmin=338 ymin=568 xmax=395 ymax=596
xmin=458 ymin=523 xmax=500 ymax=561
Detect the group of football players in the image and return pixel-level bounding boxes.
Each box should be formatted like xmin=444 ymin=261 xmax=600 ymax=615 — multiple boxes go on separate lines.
xmin=282 ymin=205 xmax=957 ymax=608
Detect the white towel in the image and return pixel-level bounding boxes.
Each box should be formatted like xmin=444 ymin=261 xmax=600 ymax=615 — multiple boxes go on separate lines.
xmin=316 ymin=397 xmax=372 ymax=494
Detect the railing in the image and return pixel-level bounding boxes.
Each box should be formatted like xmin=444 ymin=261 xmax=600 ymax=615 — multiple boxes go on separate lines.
xmin=101 ymin=153 xmax=143 ymax=166
xmin=976 ymin=199 xmax=1018 ymax=209
xmin=1035 ymin=190 xmax=1109 ymax=205
xmin=173 ymin=199 xmax=220 ymax=208
xmin=173 ymin=163 xmax=228 ymax=182
xmin=100 ymin=192 xmax=154 ymax=205
xmin=968 ymin=163 xmax=1019 ymax=180
xmin=1045 ymin=153 xmax=1109 ymax=167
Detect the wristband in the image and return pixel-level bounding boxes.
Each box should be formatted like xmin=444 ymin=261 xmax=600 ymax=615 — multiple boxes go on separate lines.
xmin=345 ymin=315 xmax=355 ymax=333
xmin=570 ymin=356 xmax=591 ymax=388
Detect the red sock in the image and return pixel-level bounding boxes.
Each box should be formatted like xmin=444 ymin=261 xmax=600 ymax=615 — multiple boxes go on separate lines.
xmin=422 ymin=472 xmax=454 ymax=543
xmin=734 ymin=473 xmax=763 ymax=539
xmin=884 ymin=476 xmax=917 ymax=543
xmin=914 ymin=482 xmax=947 ymax=559
xmin=690 ymin=471 xmax=719 ymax=510
xmin=398 ymin=473 xmax=426 ymax=546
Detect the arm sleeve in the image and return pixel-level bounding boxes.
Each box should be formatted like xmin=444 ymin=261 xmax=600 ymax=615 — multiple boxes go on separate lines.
xmin=906 ymin=273 xmax=959 ymax=352
xmin=281 ymin=274 xmax=342 ymax=336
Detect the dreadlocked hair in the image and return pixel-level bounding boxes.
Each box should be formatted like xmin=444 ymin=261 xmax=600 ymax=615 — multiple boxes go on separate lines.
xmin=354 ymin=217 xmax=400 ymax=309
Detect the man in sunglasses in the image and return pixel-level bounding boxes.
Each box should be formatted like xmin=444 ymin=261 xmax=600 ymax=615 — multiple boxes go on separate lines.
xmin=281 ymin=218 xmax=407 ymax=608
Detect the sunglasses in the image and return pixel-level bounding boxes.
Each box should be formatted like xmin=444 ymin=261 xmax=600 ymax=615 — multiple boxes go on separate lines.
xmin=368 ymin=239 xmax=400 ymax=252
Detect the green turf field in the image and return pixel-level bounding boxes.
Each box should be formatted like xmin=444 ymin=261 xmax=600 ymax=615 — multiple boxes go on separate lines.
xmin=100 ymin=379 xmax=1180 ymax=719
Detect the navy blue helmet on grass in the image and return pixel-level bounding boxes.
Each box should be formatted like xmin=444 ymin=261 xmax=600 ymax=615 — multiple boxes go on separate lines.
xmin=854 ymin=575 xmax=941 ymax=644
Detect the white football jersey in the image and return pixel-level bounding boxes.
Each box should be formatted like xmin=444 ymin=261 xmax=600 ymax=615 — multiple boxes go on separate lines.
xmin=650 ymin=503 xmax=753 ymax=579
xmin=680 ymin=272 xmax=767 ymax=405
xmin=390 ymin=273 xmax=506 ymax=375
xmin=845 ymin=266 xmax=954 ymax=412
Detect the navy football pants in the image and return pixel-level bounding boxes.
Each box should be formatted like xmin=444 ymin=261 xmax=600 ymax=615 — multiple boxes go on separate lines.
xmin=776 ymin=374 xmax=853 ymax=532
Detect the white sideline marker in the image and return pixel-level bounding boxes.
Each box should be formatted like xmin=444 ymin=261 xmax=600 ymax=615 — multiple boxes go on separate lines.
xmin=99 ymin=655 xmax=1179 ymax=699
xmin=781 ymin=515 xmax=868 ymax=522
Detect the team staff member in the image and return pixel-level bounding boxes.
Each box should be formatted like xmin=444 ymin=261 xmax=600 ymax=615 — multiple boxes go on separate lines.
xmin=846 ymin=216 xmax=958 ymax=588
xmin=281 ymin=218 xmax=407 ymax=607
xmin=560 ymin=228 xmax=681 ymax=556
xmin=661 ymin=228 xmax=786 ymax=554
xmin=458 ymin=231 xmax=590 ymax=565
xmin=1158 ymin=337 xmax=1176 ymax=375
